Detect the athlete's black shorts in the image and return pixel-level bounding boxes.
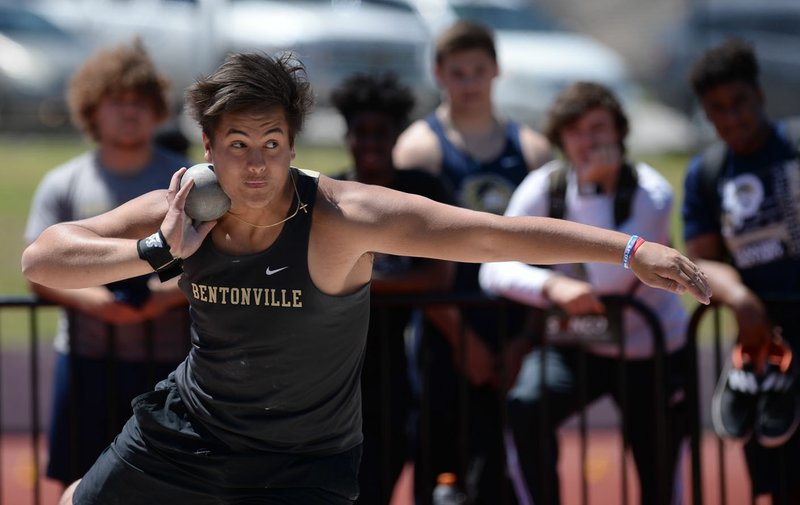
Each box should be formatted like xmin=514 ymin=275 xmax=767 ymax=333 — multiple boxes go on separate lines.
xmin=74 ymin=376 xmax=362 ymax=505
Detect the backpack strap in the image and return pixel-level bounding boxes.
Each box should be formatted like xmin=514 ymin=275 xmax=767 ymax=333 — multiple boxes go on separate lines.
xmin=613 ymin=162 xmax=639 ymax=228
xmin=547 ymin=160 xmax=569 ymax=221
xmin=698 ymin=141 xmax=728 ymax=226
xmin=548 ymin=161 xmax=638 ymax=228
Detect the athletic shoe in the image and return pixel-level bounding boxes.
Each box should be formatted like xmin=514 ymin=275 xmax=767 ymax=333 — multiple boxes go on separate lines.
xmin=711 ymin=344 xmax=760 ymax=441
xmin=755 ymin=337 xmax=800 ymax=448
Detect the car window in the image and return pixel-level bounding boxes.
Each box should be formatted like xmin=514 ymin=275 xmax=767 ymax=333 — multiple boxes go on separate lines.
xmin=228 ymin=0 xmax=415 ymax=12
xmin=0 ymin=6 xmax=73 ymax=39
xmin=693 ymin=9 xmax=800 ymax=36
xmin=360 ymin=0 xmax=416 ymax=12
xmin=452 ymin=5 xmax=563 ymax=32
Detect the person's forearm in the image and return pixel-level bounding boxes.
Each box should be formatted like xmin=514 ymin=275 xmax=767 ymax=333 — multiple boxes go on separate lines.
xmin=478 ymin=261 xmax=553 ymax=307
xmin=147 ymin=277 xmax=189 ymax=310
xmin=424 ymin=305 xmax=469 ymax=348
xmin=29 ymin=282 xmax=107 ymax=312
xmin=693 ymin=259 xmax=751 ymax=307
xmin=22 ymin=223 xmax=152 ymax=289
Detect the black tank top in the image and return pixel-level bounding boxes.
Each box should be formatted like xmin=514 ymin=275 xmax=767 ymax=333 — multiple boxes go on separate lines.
xmin=176 ymin=169 xmax=371 ymax=454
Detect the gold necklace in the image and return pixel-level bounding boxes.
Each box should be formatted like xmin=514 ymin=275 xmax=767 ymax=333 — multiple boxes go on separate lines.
xmin=226 ymin=170 xmax=308 ymax=229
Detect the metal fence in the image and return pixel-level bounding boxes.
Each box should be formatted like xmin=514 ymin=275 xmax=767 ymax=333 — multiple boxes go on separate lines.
xmin=0 ymin=292 xmax=767 ymax=504
xmin=685 ymin=295 xmax=800 ymax=505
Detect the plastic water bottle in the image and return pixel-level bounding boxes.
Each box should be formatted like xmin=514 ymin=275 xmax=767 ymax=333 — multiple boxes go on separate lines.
xmin=433 ymin=472 xmax=466 ymax=505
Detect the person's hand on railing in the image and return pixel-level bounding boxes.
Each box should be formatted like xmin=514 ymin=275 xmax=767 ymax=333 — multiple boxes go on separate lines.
xmin=729 ymin=287 xmax=773 ymax=368
xmin=75 ymin=286 xmax=154 ymax=325
xmin=542 ymin=275 xmax=605 ymax=316
xmin=498 ymin=335 xmax=534 ymax=391
xmin=425 ymin=305 xmax=498 ymax=386
xmin=135 ymin=277 xmax=189 ymax=320
xmin=454 ymin=326 xmax=497 ymax=387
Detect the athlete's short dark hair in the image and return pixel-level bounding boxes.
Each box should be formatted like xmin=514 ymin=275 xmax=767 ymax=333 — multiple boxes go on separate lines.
xmin=331 ymin=72 xmax=415 ymax=130
xmin=435 ymin=20 xmax=496 ymax=66
xmin=543 ymin=81 xmax=629 ymax=153
xmin=68 ymin=37 xmax=169 ymax=140
xmin=186 ymin=52 xmax=313 ymax=145
xmin=689 ymin=38 xmax=760 ymax=98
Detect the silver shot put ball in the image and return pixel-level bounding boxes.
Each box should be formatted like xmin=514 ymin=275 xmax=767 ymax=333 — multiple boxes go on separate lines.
xmin=180 ymin=164 xmax=231 ymax=222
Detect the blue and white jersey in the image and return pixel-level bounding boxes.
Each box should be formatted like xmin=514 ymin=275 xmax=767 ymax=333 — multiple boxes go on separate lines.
xmin=683 ymin=121 xmax=800 ymax=297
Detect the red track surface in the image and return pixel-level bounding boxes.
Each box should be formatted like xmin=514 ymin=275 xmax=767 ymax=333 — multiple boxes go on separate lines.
xmin=1 ymin=429 xmax=756 ymax=505
xmin=389 ymin=429 xmax=757 ymax=504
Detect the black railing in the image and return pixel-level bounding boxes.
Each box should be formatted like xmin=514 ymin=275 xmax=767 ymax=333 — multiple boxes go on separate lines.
xmin=534 ymin=294 xmax=671 ymax=505
xmin=0 ymin=295 xmax=55 ymax=505
xmin=0 ymin=292 xmax=743 ymax=504
xmin=685 ymin=294 xmax=800 ymax=505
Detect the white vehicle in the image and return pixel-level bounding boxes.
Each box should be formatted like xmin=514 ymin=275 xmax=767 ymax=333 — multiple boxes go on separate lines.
xmin=28 ymin=0 xmax=438 ymax=138
xmin=653 ymin=0 xmax=800 ymax=120
xmin=0 ymin=4 xmax=92 ymax=131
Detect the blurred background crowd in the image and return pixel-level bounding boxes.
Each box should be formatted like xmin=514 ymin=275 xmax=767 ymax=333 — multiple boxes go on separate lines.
xmin=3 ymin=0 xmax=799 ymax=152
xmin=3 ymin=1 xmax=800 ymax=504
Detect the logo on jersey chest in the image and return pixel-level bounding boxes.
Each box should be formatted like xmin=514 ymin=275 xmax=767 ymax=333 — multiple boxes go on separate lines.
xmin=458 ymin=173 xmax=516 ymax=214
xmin=722 ymin=173 xmax=764 ymax=229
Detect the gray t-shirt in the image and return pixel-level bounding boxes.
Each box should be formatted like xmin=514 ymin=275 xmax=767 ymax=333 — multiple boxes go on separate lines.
xmin=25 ymin=148 xmax=191 ymax=361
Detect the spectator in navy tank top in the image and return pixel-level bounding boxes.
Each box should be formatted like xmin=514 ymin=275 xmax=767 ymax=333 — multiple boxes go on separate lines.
xmin=393 ymin=21 xmax=553 ymax=504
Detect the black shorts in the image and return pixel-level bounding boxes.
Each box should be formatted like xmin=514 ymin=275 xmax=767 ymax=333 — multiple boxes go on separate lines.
xmin=743 ymin=327 xmax=800 ymax=496
xmin=74 ymin=379 xmax=361 ymax=505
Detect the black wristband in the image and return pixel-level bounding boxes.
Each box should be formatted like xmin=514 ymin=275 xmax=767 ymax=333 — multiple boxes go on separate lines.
xmin=155 ymin=258 xmax=183 ymax=282
xmin=137 ymin=230 xmax=178 ymax=272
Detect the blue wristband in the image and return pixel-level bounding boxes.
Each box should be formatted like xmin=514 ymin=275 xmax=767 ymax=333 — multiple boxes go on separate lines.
xmin=622 ymin=235 xmax=639 ymax=269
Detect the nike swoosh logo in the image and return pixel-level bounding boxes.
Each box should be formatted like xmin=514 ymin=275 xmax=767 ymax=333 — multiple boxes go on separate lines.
xmin=265 ymin=266 xmax=289 ymax=276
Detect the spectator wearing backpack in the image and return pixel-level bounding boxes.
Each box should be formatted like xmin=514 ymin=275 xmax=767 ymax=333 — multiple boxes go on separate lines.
xmin=683 ymin=38 xmax=800 ymax=502
xmin=479 ymin=81 xmax=689 ymax=505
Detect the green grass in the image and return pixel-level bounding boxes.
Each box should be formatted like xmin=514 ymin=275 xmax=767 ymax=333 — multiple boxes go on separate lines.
xmin=0 ymin=135 xmax=349 ymax=296
xmin=0 ymin=134 xmax=349 ymax=346
xmin=0 ymin=134 xmax=689 ymax=295
xmin=4 ymin=135 xmax=731 ymax=347
xmin=2 ymin=135 xmax=87 ymax=293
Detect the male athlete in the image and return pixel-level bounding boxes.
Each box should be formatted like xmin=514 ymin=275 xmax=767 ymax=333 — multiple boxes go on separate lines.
xmin=22 ymin=52 xmax=711 ymax=505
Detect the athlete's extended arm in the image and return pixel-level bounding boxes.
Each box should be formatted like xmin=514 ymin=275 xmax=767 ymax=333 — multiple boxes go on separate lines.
xmin=338 ymin=181 xmax=712 ymax=304
xmin=22 ymin=168 xmax=214 ymax=289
